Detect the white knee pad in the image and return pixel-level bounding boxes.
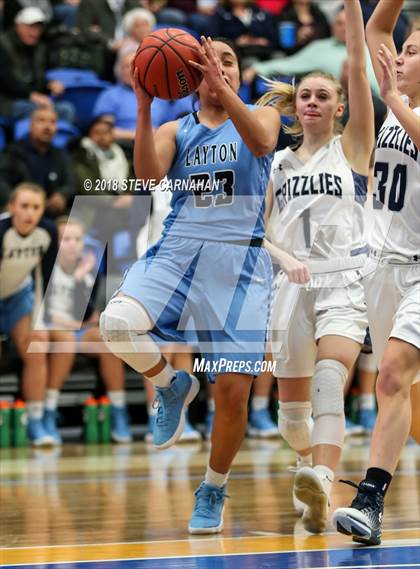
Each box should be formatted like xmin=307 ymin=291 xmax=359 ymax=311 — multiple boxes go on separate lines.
xmin=278 ymin=401 xmax=313 ymax=452
xmin=100 ymin=296 xmax=161 ymax=372
xmin=311 ymin=359 xmax=347 ymax=448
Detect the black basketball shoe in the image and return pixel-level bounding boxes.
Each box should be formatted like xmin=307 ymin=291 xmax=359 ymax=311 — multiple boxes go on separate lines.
xmin=332 ymin=480 xmax=384 ymax=545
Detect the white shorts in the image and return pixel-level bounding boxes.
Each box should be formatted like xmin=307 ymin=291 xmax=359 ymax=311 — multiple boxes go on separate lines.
xmin=363 ymin=258 xmax=420 ymax=372
xmin=271 ymin=271 xmax=367 ymax=378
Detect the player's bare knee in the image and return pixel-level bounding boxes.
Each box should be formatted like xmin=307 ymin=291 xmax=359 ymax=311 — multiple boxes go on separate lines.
xmin=216 ymin=381 xmax=250 ymax=413
xmin=376 ymin=360 xmax=410 ymax=399
xmin=21 ymin=348 xmax=47 ymax=365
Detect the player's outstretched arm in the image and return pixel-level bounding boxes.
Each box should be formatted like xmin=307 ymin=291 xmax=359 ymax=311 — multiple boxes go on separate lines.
xmin=190 ymin=36 xmax=281 ymax=156
xmin=377 ymin=43 xmax=420 ymax=148
xmin=131 ymin=66 xmax=177 ymax=183
xmin=341 ymin=0 xmax=374 ymax=175
xmin=366 ymin=0 xmax=403 ymax=85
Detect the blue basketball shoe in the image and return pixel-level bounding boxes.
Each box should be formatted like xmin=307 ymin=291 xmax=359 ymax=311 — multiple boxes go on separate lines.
xmin=42 ymin=410 xmax=62 ymax=445
xmin=179 ymin=413 xmax=201 ymax=442
xmin=248 ymin=408 xmax=279 ymax=438
xmin=111 ymin=406 xmax=132 ymax=443
xmin=188 ymin=482 xmax=228 ymax=534
xmin=153 ymin=371 xmax=200 ymax=449
xmin=28 ymin=418 xmax=55 ymax=447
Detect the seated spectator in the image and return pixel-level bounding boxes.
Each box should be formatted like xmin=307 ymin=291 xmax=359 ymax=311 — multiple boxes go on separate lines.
xmin=121 ymin=7 xmax=156 ymax=47
xmin=360 ymin=0 xmax=409 ymax=52
xmin=92 ymin=45 xmax=139 ymax=143
xmin=78 ymin=0 xmax=151 ymax=50
xmin=244 ymin=6 xmax=380 ymax=97
xmin=276 ymin=0 xmax=330 ymax=55
xmin=51 ymin=0 xmax=81 ymax=30
xmin=71 ymin=117 xmax=132 ymax=227
xmin=44 ymin=216 xmax=132 ymax=444
xmin=209 ymin=0 xmax=277 ymax=62
xmin=70 ymin=117 xmax=149 ymax=276
xmin=93 ymin=45 xmax=196 ymax=143
xmin=141 ymin=1 xmax=188 ymax=27
xmin=0 ymin=7 xmax=74 ymax=122
xmin=162 ymin=1 xmax=216 ymax=36
xmin=2 ymin=106 xmax=74 ymax=218
xmin=2 ymin=0 xmax=53 ymax=31
xmin=0 ymin=183 xmax=58 ymax=447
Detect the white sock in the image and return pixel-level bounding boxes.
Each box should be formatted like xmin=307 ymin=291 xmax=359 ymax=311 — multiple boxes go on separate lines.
xmin=207 ymin=398 xmax=215 ymax=413
xmin=44 ymin=389 xmax=59 ymax=411
xmin=252 ymin=396 xmax=269 ymax=411
xmin=108 ymin=390 xmax=126 ymax=408
xmin=27 ymin=401 xmax=44 ymax=420
xmin=146 ymin=363 xmax=175 ymax=388
xmin=297 ymin=453 xmax=312 ymax=467
xmin=314 ymin=464 xmax=334 ymax=497
xmin=204 ymin=465 xmax=229 ymax=488
xmin=360 ymin=393 xmax=376 ymax=410
xmin=147 ymin=402 xmax=157 ymax=417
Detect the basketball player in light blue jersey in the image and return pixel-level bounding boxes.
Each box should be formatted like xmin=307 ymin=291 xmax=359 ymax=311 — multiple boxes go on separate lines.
xmin=100 ymin=36 xmax=281 ymax=533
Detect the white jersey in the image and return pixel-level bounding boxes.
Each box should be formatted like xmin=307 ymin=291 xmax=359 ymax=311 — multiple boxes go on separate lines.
xmin=370 ymin=97 xmax=420 ymax=259
xmin=267 ymin=136 xmax=367 ymax=264
xmin=48 ymin=262 xmax=95 ymax=324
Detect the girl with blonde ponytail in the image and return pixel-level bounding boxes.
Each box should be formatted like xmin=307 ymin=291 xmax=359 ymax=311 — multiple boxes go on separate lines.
xmin=263 ymin=0 xmax=374 ymax=535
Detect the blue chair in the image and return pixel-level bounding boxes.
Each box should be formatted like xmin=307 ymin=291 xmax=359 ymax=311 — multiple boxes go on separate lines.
xmin=14 ymin=118 xmax=80 ymax=147
xmin=0 ymin=115 xmax=11 ymax=129
xmin=0 ymin=126 xmax=5 ymax=151
xmin=152 ymin=23 xmax=201 ymax=41
xmin=238 ymin=82 xmax=252 ymax=103
xmin=255 ymin=76 xmax=270 ymax=97
xmin=46 ymin=68 xmax=101 ymax=87
xmin=54 ymin=83 xmax=110 ymax=131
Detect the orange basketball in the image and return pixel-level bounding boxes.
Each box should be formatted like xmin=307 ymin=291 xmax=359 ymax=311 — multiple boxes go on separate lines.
xmin=133 ymin=28 xmax=203 ymax=100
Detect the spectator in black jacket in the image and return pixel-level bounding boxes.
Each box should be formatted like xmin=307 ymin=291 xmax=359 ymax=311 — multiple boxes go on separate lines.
xmin=209 ymin=0 xmax=277 ymax=62
xmin=77 ymin=0 xmax=143 ymax=48
xmin=276 ymin=0 xmax=330 ymax=55
xmin=0 ymin=7 xmax=74 ymax=121
xmin=360 ymin=0 xmax=409 ymax=52
xmin=2 ymin=107 xmax=75 ymax=217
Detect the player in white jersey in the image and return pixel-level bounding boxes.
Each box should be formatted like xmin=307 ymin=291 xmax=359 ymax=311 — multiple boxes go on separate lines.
xmin=333 ymin=0 xmax=420 ymax=547
xmin=0 ymin=183 xmax=58 ymax=447
xmin=259 ymin=0 xmax=374 ymax=534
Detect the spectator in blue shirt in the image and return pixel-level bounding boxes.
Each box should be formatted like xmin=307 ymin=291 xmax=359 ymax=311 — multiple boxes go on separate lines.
xmin=93 ymin=45 xmax=196 ymax=143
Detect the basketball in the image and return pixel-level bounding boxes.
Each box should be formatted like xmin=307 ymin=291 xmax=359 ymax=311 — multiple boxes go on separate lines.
xmin=133 ymin=28 xmax=203 ymax=100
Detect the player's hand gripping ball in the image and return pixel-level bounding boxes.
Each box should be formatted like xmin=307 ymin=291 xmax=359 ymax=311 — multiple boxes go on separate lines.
xmin=133 ymin=28 xmax=203 ymax=99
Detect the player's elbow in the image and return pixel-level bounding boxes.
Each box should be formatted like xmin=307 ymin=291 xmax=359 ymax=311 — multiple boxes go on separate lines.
xmin=251 ymin=140 xmax=276 ymax=158
xmin=365 ymin=18 xmax=377 ymax=38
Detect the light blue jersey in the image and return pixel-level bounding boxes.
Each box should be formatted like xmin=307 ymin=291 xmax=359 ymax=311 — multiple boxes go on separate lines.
xmin=118 ymin=107 xmax=274 ymax=380
xmin=162 ymin=108 xmax=273 ymax=241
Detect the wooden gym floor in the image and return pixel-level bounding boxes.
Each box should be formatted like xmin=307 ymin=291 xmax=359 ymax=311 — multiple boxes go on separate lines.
xmin=0 ymin=436 xmax=418 ymax=568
